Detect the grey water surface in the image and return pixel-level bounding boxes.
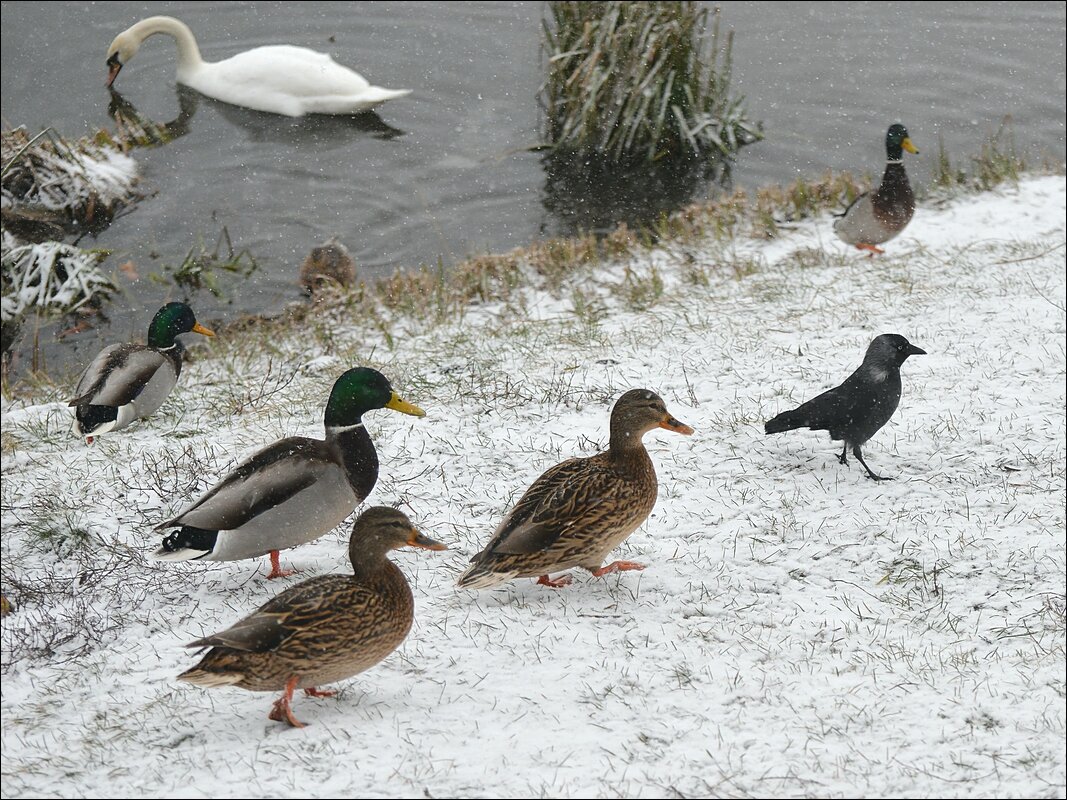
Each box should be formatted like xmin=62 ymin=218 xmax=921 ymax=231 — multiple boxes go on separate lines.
xmin=1 ymin=1 xmax=1064 ymax=378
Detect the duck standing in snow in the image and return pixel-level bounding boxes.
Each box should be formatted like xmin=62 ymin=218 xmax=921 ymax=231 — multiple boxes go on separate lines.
xmin=834 ymin=124 xmax=919 ymax=254
xmin=69 ymin=301 xmax=214 ymax=443
xmin=457 ymin=389 xmax=694 ymax=590
xmin=105 ymin=16 xmax=410 ymax=117
xmin=152 ymin=367 xmax=425 ymax=579
xmin=178 ymin=507 xmax=446 ymax=728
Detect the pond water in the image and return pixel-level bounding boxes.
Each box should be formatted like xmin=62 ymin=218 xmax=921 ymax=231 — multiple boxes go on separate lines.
xmin=2 ymin=1 xmax=1064 ymax=379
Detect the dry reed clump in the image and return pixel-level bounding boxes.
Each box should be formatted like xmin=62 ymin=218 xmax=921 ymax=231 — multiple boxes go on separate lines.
xmin=931 ymin=116 xmax=1042 ymax=195
xmin=449 ymin=252 xmax=525 ymax=304
xmin=540 ymin=2 xmax=762 ymax=166
xmin=523 ymin=233 xmax=600 ymax=291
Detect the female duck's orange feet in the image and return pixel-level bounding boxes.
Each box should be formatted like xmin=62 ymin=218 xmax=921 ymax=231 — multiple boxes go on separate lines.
xmin=591 ymin=560 xmax=646 ymax=577
xmin=856 ymin=243 xmax=885 ymax=255
xmin=536 ymin=574 xmax=573 ymax=588
xmin=303 ymin=687 xmax=336 ymax=698
xmin=268 ymin=677 xmax=306 ymax=728
xmin=266 ymin=550 xmax=295 ymax=580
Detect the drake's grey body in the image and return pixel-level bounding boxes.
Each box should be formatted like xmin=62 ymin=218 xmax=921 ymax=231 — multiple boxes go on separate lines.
xmin=833 ymin=162 xmax=915 ymax=247
xmin=154 ymin=426 xmax=375 ymax=562
xmin=71 ymin=344 xmax=183 ymax=436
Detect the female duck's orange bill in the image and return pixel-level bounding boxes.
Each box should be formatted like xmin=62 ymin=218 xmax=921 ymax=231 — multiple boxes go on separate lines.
xmin=659 ymin=415 xmax=695 ymax=435
xmin=407 ymin=530 xmax=448 ymax=551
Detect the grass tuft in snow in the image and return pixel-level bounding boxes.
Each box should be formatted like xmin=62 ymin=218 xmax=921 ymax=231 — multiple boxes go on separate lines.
xmin=931 ymin=116 xmax=1062 ymax=195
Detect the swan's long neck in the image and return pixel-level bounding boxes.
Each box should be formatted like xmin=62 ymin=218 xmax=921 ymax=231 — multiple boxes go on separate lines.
xmin=131 ymin=16 xmax=204 ymax=76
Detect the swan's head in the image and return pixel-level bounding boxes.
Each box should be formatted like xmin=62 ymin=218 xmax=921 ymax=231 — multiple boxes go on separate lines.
xmin=105 ymin=31 xmax=140 ymax=87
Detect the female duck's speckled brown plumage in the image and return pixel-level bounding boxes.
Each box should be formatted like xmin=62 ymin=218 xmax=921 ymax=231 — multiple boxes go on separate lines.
xmin=834 ymin=123 xmax=919 ymax=254
xmin=178 ymin=507 xmax=446 ymax=727
xmin=457 ymin=389 xmax=694 ymax=590
xmin=299 ymin=237 xmax=356 ymax=295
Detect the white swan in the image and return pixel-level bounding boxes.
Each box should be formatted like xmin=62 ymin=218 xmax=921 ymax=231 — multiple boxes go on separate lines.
xmin=105 ymin=16 xmax=411 ymax=117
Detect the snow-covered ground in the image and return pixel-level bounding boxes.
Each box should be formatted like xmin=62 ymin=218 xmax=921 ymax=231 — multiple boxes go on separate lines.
xmin=2 ymin=176 xmax=1064 ymax=798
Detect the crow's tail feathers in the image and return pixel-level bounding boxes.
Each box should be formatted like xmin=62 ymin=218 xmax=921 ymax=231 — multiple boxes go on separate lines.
xmin=765 ymin=408 xmax=806 ymax=435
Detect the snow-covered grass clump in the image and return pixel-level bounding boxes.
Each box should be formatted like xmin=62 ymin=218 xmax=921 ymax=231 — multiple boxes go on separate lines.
xmin=1 ymin=126 xmax=138 ymax=221
xmin=1 ymin=232 xmax=117 ymax=326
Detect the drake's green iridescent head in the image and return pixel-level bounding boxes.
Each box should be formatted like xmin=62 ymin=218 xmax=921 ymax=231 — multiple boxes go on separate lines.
xmin=885 ymin=124 xmax=919 ymax=160
xmin=147 ymin=302 xmax=214 ymax=348
xmin=325 ymin=367 xmax=426 ymax=427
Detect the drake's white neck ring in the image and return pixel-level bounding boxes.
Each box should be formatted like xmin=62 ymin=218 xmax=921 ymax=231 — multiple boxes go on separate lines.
xmin=327 ymin=422 xmax=366 ymax=435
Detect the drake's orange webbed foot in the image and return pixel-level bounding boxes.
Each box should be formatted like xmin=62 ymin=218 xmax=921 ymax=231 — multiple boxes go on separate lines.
xmin=856 ymin=243 xmax=885 ymax=255
xmin=265 ymin=550 xmax=295 ymax=580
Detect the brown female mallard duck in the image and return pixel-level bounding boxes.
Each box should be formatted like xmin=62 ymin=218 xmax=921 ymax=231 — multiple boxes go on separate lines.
xmin=152 ymin=367 xmax=424 ymax=579
xmin=834 ymin=123 xmax=919 ymax=254
xmin=69 ymin=302 xmax=214 ymax=443
xmin=178 ymin=506 xmax=446 ymax=728
xmin=299 ymin=237 xmax=356 ymax=295
xmin=456 ymin=389 xmax=694 ymax=589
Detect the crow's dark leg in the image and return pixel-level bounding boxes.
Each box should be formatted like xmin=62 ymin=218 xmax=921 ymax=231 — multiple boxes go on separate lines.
xmin=838 ymin=442 xmax=849 ymax=466
xmin=854 ymin=444 xmax=891 ymax=481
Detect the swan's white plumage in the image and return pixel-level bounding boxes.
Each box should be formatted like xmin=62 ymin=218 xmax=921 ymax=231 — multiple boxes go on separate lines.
xmin=107 ymin=16 xmax=410 ymax=117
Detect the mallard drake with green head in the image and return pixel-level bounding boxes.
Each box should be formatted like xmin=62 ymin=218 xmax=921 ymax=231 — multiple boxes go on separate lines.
xmin=456 ymin=389 xmax=694 ymax=590
xmin=152 ymin=367 xmax=425 ymax=579
xmin=178 ymin=507 xmax=446 ymax=728
xmin=834 ymin=123 xmax=919 ymax=254
xmin=69 ymin=302 xmax=214 ymax=443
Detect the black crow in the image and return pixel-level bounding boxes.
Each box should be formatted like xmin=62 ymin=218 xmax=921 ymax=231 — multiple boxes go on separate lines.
xmin=765 ymin=334 xmax=926 ymax=480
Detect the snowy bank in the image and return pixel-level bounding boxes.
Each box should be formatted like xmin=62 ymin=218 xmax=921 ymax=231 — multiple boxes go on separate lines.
xmin=1 ymin=176 xmax=1064 ymax=798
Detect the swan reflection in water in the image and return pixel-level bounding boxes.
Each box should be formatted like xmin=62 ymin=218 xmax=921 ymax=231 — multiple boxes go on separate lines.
xmin=107 ymin=85 xmax=406 ymax=147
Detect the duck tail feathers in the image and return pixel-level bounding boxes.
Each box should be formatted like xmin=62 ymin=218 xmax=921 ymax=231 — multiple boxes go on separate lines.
xmin=456 ymin=563 xmax=512 ymax=590
xmin=177 ymin=668 xmax=244 ymax=688
xmin=152 ymin=547 xmax=211 ymax=562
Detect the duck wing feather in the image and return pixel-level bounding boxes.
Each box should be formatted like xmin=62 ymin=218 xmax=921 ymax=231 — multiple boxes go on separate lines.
xmin=158 ymin=437 xmax=336 ymax=531
xmin=70 ymin=344 xmax=172 ymax=406
xmin=474 ymin=455 xmax=628 ymax=558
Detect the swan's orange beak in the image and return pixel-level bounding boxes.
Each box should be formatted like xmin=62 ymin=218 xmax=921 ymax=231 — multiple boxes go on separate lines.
xmin=106 ymin=54 xmax=123 ymax=88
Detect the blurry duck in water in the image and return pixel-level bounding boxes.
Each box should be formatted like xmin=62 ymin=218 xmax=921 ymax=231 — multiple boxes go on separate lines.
xmin=299 ymin=237 xmax=357 ymax=295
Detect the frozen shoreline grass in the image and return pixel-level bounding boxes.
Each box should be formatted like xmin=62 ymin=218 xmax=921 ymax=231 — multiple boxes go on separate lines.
xmin=1 ymin=173 xmax=1063 ymax=797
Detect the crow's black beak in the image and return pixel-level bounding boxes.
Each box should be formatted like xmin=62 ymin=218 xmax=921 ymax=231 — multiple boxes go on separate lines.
xmin=907 ymin=344 xmax=927 ymax=356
